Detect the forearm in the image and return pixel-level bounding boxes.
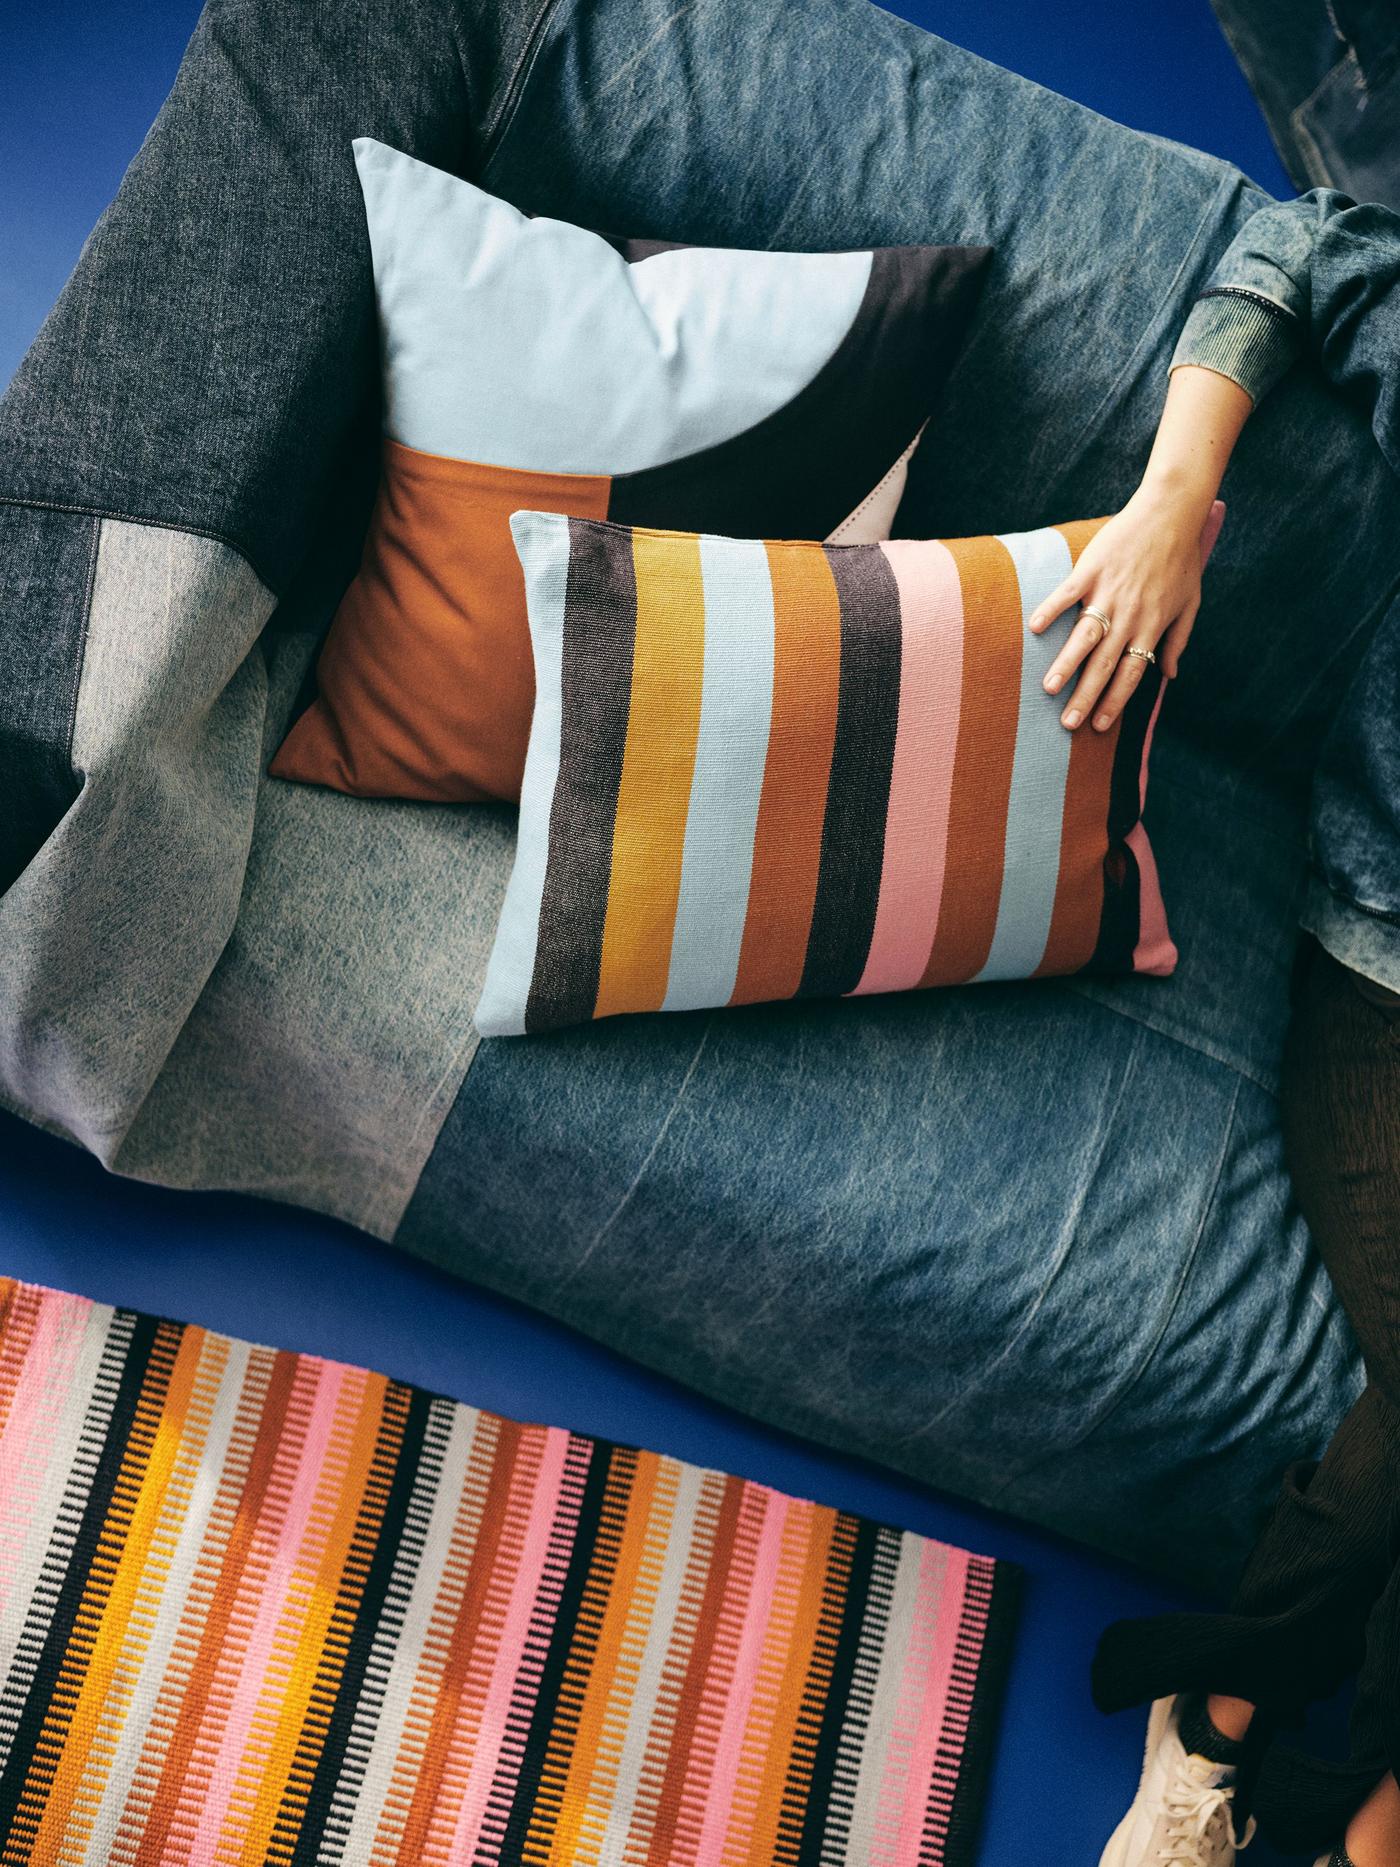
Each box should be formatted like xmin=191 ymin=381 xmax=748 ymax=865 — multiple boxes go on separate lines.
xmin=1139 ymin=365 xmax=1253 ymax=525
xmin=1171 ymin=187 xmax=1400 ymax=475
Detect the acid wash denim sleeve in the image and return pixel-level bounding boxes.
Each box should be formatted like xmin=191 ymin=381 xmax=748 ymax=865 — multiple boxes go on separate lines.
xmin=1171 ymin=188 xmax=1400 ymax=436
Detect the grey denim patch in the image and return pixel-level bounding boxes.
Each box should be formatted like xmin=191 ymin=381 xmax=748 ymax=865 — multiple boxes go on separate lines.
xmin=0 ymin=519 xmax=271 ymax=1150
xmin=119 ymin=625 xmax=512 ymax=1238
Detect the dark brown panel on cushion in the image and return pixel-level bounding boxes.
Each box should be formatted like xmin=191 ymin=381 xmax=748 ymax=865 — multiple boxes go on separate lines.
xmin=606 ymin=244 xmax=991 ymax=540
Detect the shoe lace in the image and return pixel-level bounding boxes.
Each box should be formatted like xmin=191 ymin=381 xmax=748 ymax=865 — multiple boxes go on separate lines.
xmin=1152 ymin=1759 xmax=1257 ymax=1863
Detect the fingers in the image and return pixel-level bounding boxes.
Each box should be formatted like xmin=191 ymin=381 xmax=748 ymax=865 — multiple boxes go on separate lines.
xmin=1043 ymin=610 xmax=1112 ymax=697
xmin=1028 ymin=571 xmax=1086 ymax=635
xmin=1085 ymin=640 xmax=1155 ymax=731
xmin=1158 ymin=599 xmax=1199 ymax=680
xmin=1055 ymin=619 xmax=1135 ymax=728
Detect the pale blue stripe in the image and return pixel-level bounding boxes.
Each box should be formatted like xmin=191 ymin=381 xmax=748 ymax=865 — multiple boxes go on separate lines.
xmin=662 ymin=536 xmax=776 ymax=1012
xmin=473 ymin=511 xmax=572 ymax=1037
xmin=975 ymin=526 xmax=1076 ymax=983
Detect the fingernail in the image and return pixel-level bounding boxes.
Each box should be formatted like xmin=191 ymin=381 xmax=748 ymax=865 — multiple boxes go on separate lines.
xmin=1094 ymin=713 xmax=1111 ymax=731
xmin=1045 ymin=673 xmax=1062 ymax=693
xmin=1063 ymin=709 xmax=1080 ymax=728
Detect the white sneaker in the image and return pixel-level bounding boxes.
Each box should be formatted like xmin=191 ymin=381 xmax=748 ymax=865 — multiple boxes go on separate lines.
xmin=1100 ymin=1695 xmax=1257 ymax=1865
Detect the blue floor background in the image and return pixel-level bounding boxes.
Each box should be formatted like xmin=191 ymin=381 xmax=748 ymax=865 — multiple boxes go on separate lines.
xmin=0 ymin=2 xmax=1339 ymax=1861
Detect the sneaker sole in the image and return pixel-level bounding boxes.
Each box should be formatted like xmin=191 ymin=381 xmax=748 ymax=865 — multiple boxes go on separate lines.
xmin=1098 ymin=1696 xmax=1175 ymax=1867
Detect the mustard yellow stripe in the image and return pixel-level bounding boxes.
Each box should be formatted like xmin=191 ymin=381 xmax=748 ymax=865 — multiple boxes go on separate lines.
xmin=541 ymin=1452 xmax=662 ymax=1863
xmin=552 ymin=1457 xmax=680 ymax=1866
xmin=235 ymin=1372 xmax=389 ymax=1866
xmin=27 ymin=1325 xmax=208 ymax=1864
xmin=592 ymin=531 xmax=707 ymax=1020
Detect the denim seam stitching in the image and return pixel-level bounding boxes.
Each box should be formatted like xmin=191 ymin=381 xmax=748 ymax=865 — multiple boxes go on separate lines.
xmin=0 ymin=495 xmax=276 ymax=599
xmin=989 ymin=1071 xmax=1246 ymax=1495
xmin=1307 ymin=857 xmax=1400 ymax=929
xmin=1195 ymin=284 xmax=1300 ymax=323
xmin=61 ymin=513 xmax=103 ymax=783
xmin=478 ymin=0 xmax=573 ymax=169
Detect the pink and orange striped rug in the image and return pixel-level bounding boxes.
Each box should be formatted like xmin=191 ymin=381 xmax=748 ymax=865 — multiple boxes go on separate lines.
xmin=0 ymin=1279 xmax=1016 ymax=1865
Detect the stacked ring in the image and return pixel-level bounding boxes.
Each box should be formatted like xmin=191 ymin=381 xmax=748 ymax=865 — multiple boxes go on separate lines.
xmin=1081 ymin=603 xmax=1112 ymax=643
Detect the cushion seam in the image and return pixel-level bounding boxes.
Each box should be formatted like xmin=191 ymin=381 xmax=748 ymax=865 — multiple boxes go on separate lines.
xmin=478 ymin=0 xmax=574 ymax=168
xmin=0 ymin=494 xmax=279 ymax=600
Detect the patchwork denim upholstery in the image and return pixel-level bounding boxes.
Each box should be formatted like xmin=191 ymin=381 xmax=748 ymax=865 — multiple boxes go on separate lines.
xmin=4 ymin=0 xmax=1400 ymax=1585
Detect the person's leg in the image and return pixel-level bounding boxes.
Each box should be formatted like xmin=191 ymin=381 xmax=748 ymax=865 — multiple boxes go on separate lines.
xmin=1094 ymin=932 xmax=1400 ymax=1851
xmin=1209 ymin=0 xmax=1400 ymax=207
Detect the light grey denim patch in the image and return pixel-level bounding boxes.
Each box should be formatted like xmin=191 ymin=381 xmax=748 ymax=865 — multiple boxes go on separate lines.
xmin=0 ymin=520 xmax=271 ymax=1150
xmin=0 ymin=518 xmax=513 ymax=1238
xmin=120 ymin=624 xmax=513 ymax=1238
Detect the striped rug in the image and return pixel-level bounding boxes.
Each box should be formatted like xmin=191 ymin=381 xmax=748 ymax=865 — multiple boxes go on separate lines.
xmin=0 ymin=1279 xmax=1017 ymax=1866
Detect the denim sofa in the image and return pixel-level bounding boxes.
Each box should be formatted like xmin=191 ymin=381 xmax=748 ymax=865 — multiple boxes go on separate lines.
xmin=5 ymin=0 xmax=1398 ymax=1594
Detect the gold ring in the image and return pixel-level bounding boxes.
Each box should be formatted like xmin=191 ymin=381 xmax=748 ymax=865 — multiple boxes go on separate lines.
xmin=1126 ymin=645 xmax=1157 ymax=664
xmin=1081 ymin=603 xmax=1112 ymax=642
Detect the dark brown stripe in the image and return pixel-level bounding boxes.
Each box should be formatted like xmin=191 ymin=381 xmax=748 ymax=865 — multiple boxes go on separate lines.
xmin=798 ymin=545 xmax=903 ymax=998
xmin=607 ymin=244 xmax=991 ymax=541
xmin=525 ymin=519 xmax=638 ymax=1033
xmin=0 ymin=1312 xmax=166 ymax=1853
xmin=284 ymin=1382 xmax=427 ymax=1867
xmin=495 ymin=1438 xmax=614 ymax=1863
xmin=1090 ymin=666 xmax=1160 ymax=973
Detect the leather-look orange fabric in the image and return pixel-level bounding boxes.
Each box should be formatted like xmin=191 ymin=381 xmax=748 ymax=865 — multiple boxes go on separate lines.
xmin=270 ymin=441 xmax=612 ymax=803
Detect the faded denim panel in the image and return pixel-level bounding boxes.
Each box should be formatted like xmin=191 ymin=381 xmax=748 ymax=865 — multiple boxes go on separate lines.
xmin=401 ymin=955 xmax=1362 ymax=1593
xmin=116 ymin=625 xmax=512 ymax=1239
xmin=481 ymin=0 xmax=1400 ymax=826
xmin=0 ymin=520 xmax=272 ymax=1153
xmin=0 ymin=503 xmax=98 ymax=889
xmin=0 ymin=0 xmax=551 ymax=599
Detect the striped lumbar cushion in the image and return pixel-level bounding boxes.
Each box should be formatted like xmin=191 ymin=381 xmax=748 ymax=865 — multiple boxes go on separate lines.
xmin=268 ymin=139 xmax=990 ymax=805
xmin=0 ymin=1279 xmax=1018 ymax=1867
xmin=476 ymin=512 xmax=1189 ymax=1037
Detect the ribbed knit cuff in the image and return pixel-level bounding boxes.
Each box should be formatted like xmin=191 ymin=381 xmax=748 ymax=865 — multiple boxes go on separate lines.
xmin=1169 ymin=286 xmax=1301 ymax=407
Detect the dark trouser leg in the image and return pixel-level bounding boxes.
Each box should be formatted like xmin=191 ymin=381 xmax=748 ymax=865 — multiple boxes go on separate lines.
xmin=1094 ymin=936 xmax=1400 ymax=1843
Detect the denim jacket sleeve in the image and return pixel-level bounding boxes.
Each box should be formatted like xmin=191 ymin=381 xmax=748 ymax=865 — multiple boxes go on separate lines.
xmin=1170 ymin=188 xmax=1400 ymax=480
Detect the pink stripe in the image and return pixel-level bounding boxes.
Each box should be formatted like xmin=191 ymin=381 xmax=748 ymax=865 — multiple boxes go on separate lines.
xmin=852 ymin=540 xmax=965 ymax=996
xmin=445 ymin=1426 xmax=571 ymax=1860
xmin=896 ymin=1547 xmax=970 ymax=1862
xmin=691 ymin=1491 xmax=790 ymax=1867
xmin=0 ymin=1290 xmax=93 ymax=1625
xmin=188 ymin=1359 xmax=349 ymax=1863
xmin=1128 ymin=683 xmax=1177 ymax=975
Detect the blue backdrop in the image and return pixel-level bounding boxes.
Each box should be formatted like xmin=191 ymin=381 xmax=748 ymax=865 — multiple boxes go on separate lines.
xmin=1 ymin=0 xmax=1290 ymax=387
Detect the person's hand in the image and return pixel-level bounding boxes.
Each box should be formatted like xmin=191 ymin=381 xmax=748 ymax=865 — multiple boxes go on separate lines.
xmin=1027 ymin=489 xmax=1226 ymax=732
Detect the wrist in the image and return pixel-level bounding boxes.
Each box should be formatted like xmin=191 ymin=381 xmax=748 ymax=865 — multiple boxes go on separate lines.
xmin=1134 ymin=459 xmax=1219 ymax=524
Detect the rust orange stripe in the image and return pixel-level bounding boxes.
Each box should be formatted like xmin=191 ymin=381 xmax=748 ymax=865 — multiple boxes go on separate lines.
xmin=743 ymin=1504 xmax=838 ymax=1866
xmin=135 ymin=1350 xmax=302 ymax=1862
xmin=730 ymin=544 xmax=842 ymax=1006
xmin=239 ymin=1371 xmax=390 ymax=1866
xmin=920 ymin=535 xmax=1024 ymax=986
xmin=392 ymin=1418 xmax=526 ymax=1867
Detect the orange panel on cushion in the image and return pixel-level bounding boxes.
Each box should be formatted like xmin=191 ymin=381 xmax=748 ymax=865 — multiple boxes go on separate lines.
xmin=269 ymin=442 xmax=611 ymax=803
